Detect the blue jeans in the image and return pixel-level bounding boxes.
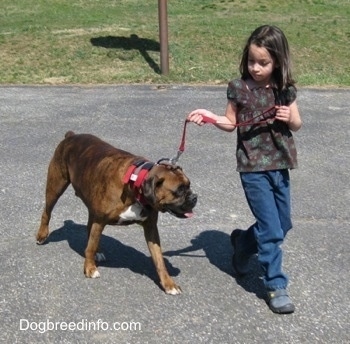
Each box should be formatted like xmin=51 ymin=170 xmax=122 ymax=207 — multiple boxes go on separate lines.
xmin=239 ymin=170 xmax=292 ymax=291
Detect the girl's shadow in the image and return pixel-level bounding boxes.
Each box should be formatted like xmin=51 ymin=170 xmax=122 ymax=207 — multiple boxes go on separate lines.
xmin=42 ymin=220 xmax=180 ymax=291
xmin=163 ymin=229 xmax=266 ymax=300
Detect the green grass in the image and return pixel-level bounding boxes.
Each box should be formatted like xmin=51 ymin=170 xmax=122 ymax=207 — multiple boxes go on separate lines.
xmin=0 ymin=0 xmax=349 ymax=86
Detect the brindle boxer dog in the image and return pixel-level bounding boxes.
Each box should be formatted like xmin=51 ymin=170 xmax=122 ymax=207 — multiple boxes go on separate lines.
xmin=36 ymin=131 xmax=197 ymax=295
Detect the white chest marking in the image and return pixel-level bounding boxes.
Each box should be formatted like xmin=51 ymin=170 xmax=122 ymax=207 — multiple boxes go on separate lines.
xmin=119 ymin=203 xmax=147 ymax=222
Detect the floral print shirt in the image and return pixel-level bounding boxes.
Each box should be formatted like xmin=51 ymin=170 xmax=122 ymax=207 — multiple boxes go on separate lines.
xmin=227 ymin=79 xmax=298 ymax=172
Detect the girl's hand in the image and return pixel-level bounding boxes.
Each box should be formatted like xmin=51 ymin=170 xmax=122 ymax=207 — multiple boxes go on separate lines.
xmin=275 ymin=102 xmax=302 ymax=132
xmin=187 ymin=109 xmax=217 ymax=126
xmin=275 ymin=105 xmax=291 ymax=123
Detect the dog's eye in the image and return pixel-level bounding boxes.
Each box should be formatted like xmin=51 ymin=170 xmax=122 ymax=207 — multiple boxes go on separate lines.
xmin=173 ymin=184 xmax=189 ymax=197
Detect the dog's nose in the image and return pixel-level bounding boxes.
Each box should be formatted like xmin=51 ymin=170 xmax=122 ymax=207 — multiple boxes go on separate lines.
xmin=190 ymin=193 xmax=198 ymax=206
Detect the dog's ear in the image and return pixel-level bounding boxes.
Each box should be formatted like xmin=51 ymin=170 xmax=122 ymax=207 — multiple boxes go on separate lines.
xmin=143 ymin=176 xmax=164 ymax=205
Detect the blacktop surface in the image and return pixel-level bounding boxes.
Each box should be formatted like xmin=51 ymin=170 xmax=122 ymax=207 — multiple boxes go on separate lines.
xmin=0 ymin=85 xmax=349 ymax=344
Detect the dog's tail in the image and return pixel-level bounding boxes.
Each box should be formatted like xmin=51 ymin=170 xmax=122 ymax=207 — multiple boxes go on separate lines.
xmin=65 ymin=131 xmax=75 ymax=138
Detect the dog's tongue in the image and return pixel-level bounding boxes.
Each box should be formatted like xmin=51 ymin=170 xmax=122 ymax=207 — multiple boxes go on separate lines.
xmin=184 ymin=212 xmax=194 ymax=218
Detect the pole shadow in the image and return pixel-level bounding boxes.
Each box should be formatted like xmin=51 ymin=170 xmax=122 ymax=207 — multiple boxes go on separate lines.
xmin=163 ymin=229 xmax=266 ymax=300
xmin=90 ymin=34 xmax=161 ymax=74
xmin=40 ymin=220 xmax=180 ymax=291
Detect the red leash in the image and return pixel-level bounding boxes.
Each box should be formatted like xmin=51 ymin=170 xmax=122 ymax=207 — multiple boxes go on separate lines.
xmin=171 ymin=106 xmax=276 ymax=164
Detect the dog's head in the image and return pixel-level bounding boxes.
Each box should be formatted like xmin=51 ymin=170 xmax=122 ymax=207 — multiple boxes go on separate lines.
xmin=142 ymin=163 xmax=197 ymax=218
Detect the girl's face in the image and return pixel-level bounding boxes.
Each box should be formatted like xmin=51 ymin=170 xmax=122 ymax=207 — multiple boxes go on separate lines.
xmin=247 ymin=44 xmax=276 ymax=86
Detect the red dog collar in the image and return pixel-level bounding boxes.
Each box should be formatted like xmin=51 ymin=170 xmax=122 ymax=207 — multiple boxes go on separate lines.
xmin=123 ymin=160 xmax=155 ymax=203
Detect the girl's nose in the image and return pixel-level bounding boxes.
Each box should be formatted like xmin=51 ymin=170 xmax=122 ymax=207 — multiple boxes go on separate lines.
xmin=252 ymin=63 xmax=260 ymax=72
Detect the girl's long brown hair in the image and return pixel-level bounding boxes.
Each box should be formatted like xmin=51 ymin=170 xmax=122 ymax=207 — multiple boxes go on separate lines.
xmin=240 ymin=25 xmax=296 ymax=90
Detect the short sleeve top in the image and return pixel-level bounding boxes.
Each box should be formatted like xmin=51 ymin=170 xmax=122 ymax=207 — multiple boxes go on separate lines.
xmin=227 ymin=79 xmax=298 ymax=172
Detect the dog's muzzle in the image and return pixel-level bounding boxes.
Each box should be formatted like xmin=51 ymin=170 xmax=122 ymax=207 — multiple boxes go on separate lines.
xmin=164 ymin=193 xmax=197 ymax=219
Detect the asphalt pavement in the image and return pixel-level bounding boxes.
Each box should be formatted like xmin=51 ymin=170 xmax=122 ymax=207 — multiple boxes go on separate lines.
xmin=0 ymin=85 xmax=349 ymax=344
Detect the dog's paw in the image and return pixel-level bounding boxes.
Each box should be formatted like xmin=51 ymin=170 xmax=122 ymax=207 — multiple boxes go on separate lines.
xmin=165 ymin=285 xmax=182 ymax=295
xmin=36 ymin=228 xmax=49 ymax=245
xmin=90 ymin=270 xmax=101 ymax=278
xmin=95 ymin=252 xmax=106 ymax=262
xmin=85 ymin=266 xmax=101 ymax=279
xmin=36 ymin=237 xmax=48 ymax=245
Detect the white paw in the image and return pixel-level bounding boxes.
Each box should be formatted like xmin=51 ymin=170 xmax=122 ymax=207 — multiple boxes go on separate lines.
xmin=91 ymin=270 xmax=101 ymax=278
xmin=95 ymin=252 xmax=106 ymax=262
xmin=166 ymin=287 xmax=182 ymax=295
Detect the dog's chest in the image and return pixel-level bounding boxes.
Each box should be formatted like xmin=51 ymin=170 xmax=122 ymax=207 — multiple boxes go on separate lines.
xmin=117 ymin=203 xmax=148 ymax=224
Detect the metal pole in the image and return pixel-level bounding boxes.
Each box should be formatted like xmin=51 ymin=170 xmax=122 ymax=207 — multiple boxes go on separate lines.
xmin=158 ymin=0 xmax=169 ymax=75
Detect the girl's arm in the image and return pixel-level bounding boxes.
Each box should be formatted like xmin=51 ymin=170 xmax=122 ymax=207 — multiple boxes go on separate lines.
xmin=187 ymin=101 xmax=237 ymax=132
xmin=275 ymin=100 xmax=302 ymax=132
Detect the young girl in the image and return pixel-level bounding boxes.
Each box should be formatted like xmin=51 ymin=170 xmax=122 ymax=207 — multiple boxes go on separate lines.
xmin=187 ymin=25 xmax=302 ymax=314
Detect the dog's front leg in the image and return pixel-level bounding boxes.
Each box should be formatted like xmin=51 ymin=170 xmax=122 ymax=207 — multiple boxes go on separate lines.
xmin=143 ymin=214 xmax=182 ymax=295
xmin=84 ymin=220 xmax=105 ymax=279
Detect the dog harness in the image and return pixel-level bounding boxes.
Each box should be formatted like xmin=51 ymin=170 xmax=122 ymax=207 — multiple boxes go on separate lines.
xmin=123 ymin=160 xmax=155 ymax=203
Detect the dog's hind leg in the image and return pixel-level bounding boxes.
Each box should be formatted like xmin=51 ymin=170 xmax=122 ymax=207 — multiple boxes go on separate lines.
xmin=86 ymin=214 xmax=106 ymax=264
xmin=36 ymin=158 xmax=70 ymax=244
xmin=84 ymin=217 xmax=105 ymax=278
xmin=143 ymin=213 xmax=182 ymax=295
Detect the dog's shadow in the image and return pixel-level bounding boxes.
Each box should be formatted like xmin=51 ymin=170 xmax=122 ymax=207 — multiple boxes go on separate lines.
xmin=164 ymin=230 xmax=266 ymax=300
xmin=43 ymin=220 xmax=180 ymax=290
